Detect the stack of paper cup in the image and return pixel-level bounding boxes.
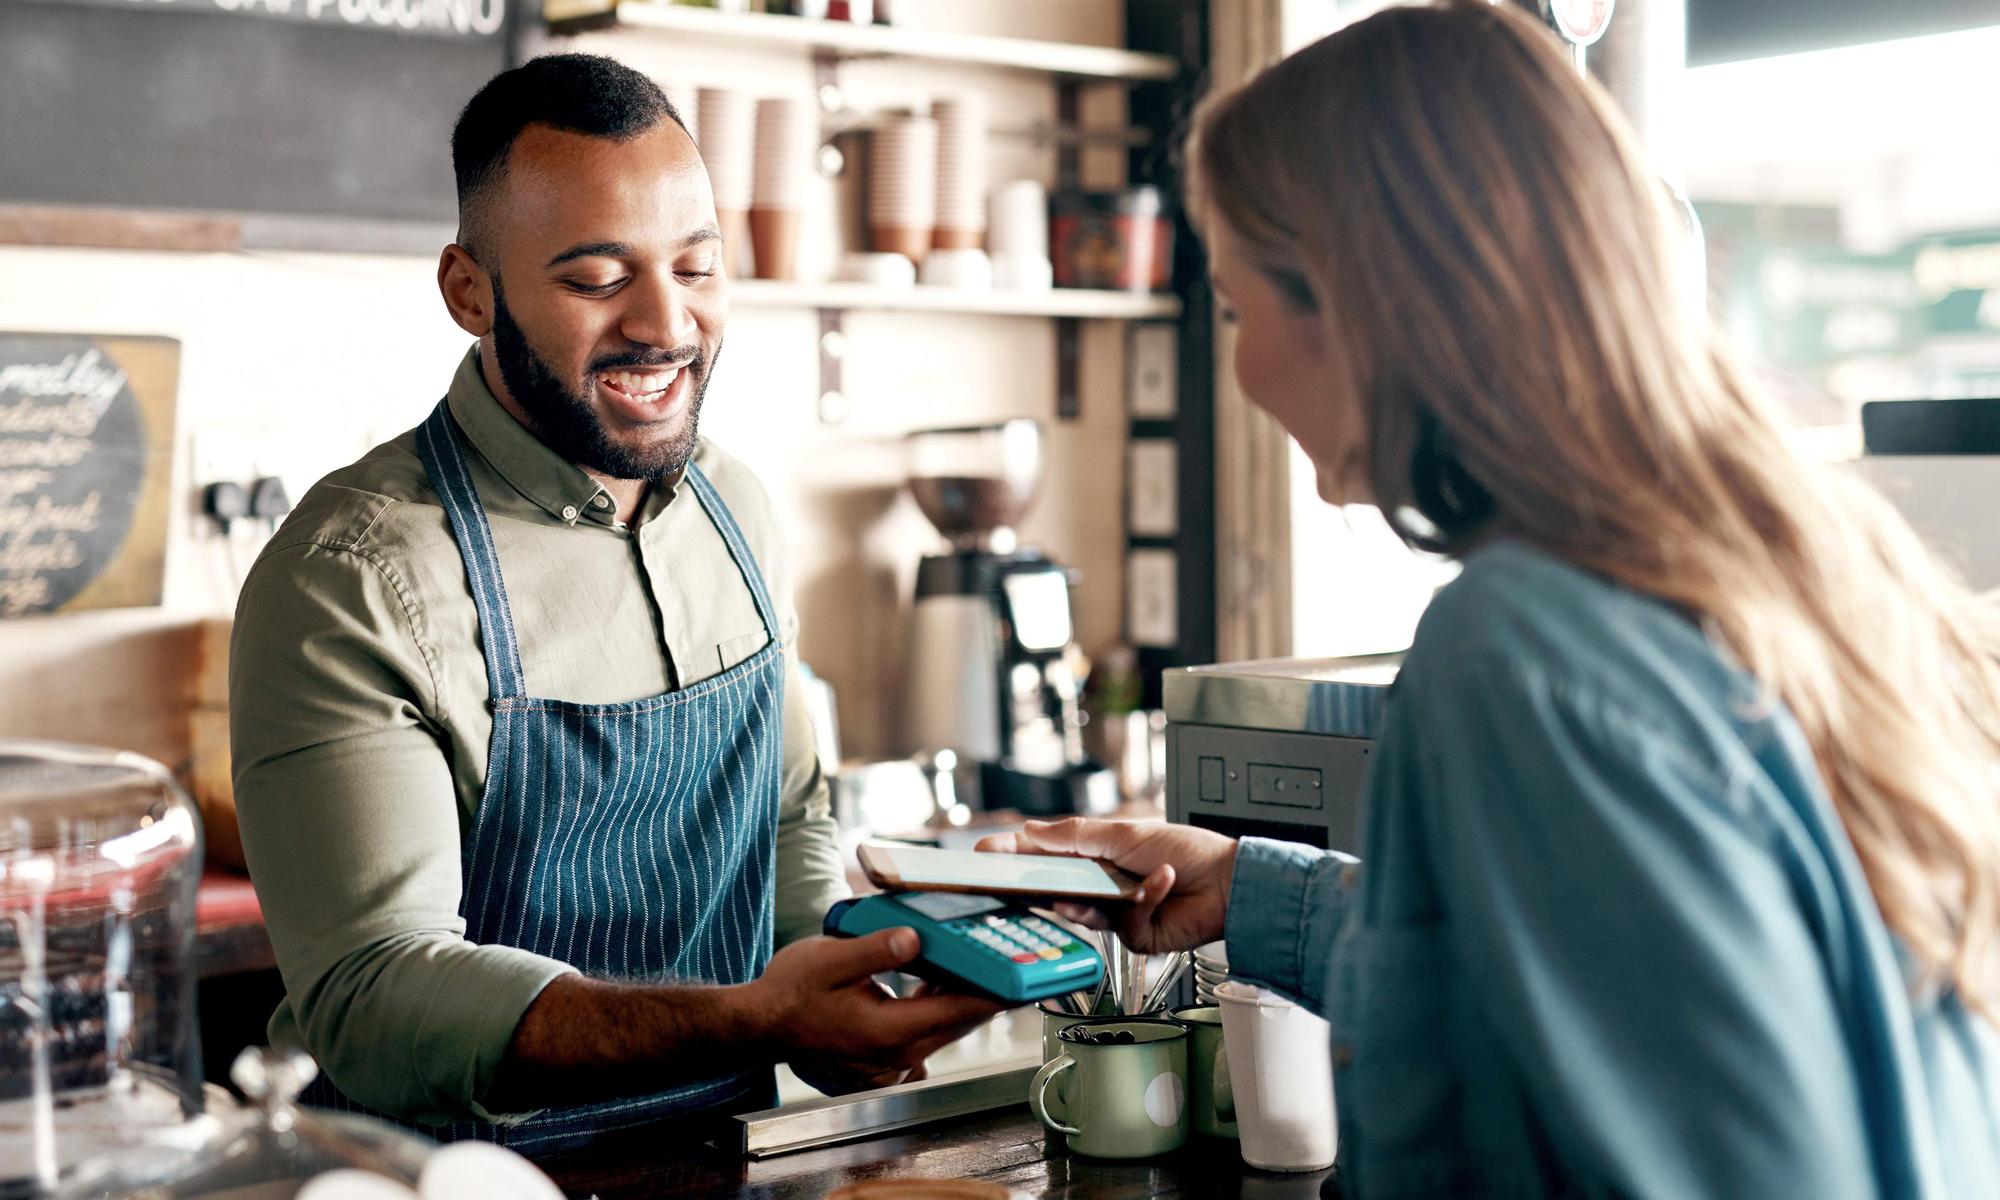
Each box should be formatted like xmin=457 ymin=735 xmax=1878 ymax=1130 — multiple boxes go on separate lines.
xmin=867 ymin=114 xmax=937 ymax=264
xmin=989 ymin=179 xmax=1053 ymax=290
xmin=1193 ymin=940 xmax=1229 ymax=1004
xmin=1214 ymin=980 xmax=1337 ymax=1173
xmin=931 ymin=94 xmax=987 ymax=251
xmin=663 ymin=85 xmax=697 ymax=146
xmin=752 ymin=97 xmax=814 ymax=281
xmin=698 ymin=88 xmax=755 ymax=275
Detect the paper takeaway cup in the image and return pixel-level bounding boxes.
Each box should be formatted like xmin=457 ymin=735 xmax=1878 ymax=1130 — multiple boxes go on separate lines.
xmin=1213 ymin=980 xmax=1336 ymax=1172
xmin=753 ymin=96 xmax=814 ymax=211
xmin=932 ymin=93 xmax=988 ymax=244
xmin=989 ymin=179 xmax=1049 ymax=259
xmin=697 ymin=88 xmax=755 ymax=212
xmin=868 ymin=116 xmax=937 ymax=240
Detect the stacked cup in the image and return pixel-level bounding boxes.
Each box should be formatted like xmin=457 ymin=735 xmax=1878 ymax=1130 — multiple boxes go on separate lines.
xmin=931 ymin=94 xmax=988 ymax=251
xmin=989 ymin=179 xmax=1054 ymax=291
xmin=1193 ymin=940 xmax=1229 ymax=1004
xmin=752 ymin=97 xmax=814 ymax=281
xmin=867 ymin=114 xmax=937 ymax=265
xmin=698 ymin=88 xmax=756 ymax=275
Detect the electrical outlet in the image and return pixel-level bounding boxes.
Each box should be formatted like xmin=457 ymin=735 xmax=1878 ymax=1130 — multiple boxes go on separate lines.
xmin=190 ymin=430 xmax=263 ymax=490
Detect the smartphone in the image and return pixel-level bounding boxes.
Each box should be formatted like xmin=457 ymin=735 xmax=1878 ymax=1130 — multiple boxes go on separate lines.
xmin=856 ymin=843 xmax=1143 ymax=903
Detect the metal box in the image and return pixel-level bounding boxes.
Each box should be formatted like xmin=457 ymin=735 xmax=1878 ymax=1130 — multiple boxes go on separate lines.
xmin=1162 ymin=655 xmax=1399 ymax=852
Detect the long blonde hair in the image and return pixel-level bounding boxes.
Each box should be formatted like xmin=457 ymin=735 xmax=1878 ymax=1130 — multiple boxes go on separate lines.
xmin=1195 ymin=0 xmax=2000 ymax=1016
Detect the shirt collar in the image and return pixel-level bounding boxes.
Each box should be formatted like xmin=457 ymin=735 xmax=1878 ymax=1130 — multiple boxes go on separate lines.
xmin=445 ymin=346 xmax=616 ymax=527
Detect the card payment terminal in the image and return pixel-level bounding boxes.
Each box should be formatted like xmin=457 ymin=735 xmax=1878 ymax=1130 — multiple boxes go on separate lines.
xmin=823 ymin=892 xmax=1105 ymax=1004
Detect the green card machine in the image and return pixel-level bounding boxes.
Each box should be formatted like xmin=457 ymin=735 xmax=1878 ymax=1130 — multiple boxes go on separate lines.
xmin=824 ymin=892 xmax=1105 ymax=1004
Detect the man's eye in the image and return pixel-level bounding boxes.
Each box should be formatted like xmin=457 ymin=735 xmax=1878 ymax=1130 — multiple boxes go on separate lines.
xmin=676 ymin=268 xmax=717 ymax=281
xmin=566 ymin=279 xmax=625 ymax=295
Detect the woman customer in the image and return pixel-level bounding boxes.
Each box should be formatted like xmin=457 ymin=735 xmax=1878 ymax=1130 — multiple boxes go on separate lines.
xmin=983 ymin=3 xmax=2000 ymax=1196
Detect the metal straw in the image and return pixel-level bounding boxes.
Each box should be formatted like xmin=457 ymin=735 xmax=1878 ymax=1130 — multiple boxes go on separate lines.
xmin=1140 ymin=951 xmax=1191 ymax=1015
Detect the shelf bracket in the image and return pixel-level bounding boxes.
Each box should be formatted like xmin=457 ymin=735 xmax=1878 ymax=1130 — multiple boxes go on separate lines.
xmin=1056 ymin=317 xmax=1082 ymax=421
xmin=1056 ymin=81 xmax=1083 ymax=190
xmin=817 ymin=307 xmax=849 ymax=425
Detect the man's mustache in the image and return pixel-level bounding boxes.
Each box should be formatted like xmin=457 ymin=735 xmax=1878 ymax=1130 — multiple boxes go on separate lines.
xmin=588 ymin=348 xmax=701 ymax=374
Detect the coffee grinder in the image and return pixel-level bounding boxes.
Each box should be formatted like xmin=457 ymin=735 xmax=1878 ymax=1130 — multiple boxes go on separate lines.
xmin=901 ymin=420 xmax=1118 ymax=817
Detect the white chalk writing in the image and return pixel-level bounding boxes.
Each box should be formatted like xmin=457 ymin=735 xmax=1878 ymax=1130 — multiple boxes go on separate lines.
xmin=0 ymin=346 xmax=130 ymax=617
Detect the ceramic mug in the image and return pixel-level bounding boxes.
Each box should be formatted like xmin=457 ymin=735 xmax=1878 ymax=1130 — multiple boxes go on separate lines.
xmin=1030 ymin=1018 xmax=1188 ymax=1159
xmin=1170 ymin=1004 xmax=1237 ymax=1139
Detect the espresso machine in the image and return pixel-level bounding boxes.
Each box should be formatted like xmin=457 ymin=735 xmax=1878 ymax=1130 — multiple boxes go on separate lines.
xmin=901 ymin=421 xmax=1117 ymax=817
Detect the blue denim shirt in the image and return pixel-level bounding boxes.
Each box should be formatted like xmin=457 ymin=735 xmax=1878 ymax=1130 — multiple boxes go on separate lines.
xmin=1226 ymin=540 xmax=2000 ymax=1199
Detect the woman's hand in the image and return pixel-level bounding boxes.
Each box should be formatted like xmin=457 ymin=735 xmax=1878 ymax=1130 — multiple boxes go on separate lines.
xmin=975 ymin=818 xmax=1239 ymax=955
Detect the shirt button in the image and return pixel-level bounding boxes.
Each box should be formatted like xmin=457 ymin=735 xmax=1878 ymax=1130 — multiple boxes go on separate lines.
xmin=560 ymin=504 xmax=579 ymax=522
xmin=592 ymin=494 xmax=611 ymax=509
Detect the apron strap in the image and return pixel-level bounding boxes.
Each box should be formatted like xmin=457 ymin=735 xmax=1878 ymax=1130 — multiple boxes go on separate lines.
xmin=415 ymin=400 xmax=529 ymax=700
xmin=682 ymin=463 xmax=782 ymax=644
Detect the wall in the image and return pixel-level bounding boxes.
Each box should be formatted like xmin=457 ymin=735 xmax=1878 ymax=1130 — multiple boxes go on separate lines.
xmin=0 ymin=0 xmax=1138 ymax=766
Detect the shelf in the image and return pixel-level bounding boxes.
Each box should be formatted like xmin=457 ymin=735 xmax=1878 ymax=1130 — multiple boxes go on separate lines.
xmin=546 ymin=2 xmax=1181 ymax=83
xmin=731 ymin=279 xmax=1180 ymax=319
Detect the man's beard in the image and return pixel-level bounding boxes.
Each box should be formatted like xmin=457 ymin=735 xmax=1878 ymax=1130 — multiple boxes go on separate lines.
xmin=489 ymin=279 xmax=717 ymax=481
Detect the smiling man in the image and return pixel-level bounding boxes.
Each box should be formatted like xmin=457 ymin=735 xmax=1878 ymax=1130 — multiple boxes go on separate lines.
xmin=229 ymin=55 xmax=998 ymax=1152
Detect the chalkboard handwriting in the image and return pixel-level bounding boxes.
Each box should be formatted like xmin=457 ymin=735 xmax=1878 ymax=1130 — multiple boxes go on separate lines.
xmin=0 ymin=345 xmax=131 ymax=617
xmin=0 ymin=347 xmax=126 ymax=416
xmin=24 ymin=0 xmax=507 ymax=40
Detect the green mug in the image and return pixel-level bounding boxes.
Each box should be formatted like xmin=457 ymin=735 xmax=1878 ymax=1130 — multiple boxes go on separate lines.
xmin=1039 ymin=1000 xmax=1148 ymax=1064
xmin=1030 ymin=1018 xmax=1189 ymax=1159
xmin=1171 ymin=1004 xmax=1237 ymax=1139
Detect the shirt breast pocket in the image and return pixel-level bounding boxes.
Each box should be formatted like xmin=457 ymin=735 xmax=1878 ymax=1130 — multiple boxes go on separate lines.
xmin=1331 ymin=920 xmax=1470 ymax=1196
xmin=716 ymin=630 xmax=772 ymax=673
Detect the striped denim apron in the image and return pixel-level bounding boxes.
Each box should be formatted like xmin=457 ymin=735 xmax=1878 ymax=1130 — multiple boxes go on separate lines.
xmin=307 ymin=400 xmax=784 ymax=1152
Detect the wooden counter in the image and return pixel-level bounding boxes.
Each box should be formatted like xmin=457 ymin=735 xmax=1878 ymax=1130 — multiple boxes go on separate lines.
xmin=540 ymin=1106 xmax=1338 ymax=1200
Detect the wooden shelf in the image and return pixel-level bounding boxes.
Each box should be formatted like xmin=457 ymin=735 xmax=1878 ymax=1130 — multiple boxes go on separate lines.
xmin=731 ymin=279 xmax=1180 ymax=319
xmin=546 ymin=2 xmax=1181 ymax=83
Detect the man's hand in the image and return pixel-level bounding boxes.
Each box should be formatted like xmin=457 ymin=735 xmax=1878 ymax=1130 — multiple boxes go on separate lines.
xmin=976 ymin=818 xmax=1239 ymax=955
xmin=748 ymin=930 xmax=1003 ymax=1090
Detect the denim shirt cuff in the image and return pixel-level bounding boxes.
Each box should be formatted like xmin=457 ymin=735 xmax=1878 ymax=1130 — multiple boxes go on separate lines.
xmin=1224 ymin=838 xmax=1354 ymax=1013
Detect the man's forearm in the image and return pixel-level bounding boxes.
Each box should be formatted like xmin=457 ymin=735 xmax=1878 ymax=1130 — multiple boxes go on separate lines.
xmin=484 ymin=974 xmax=773 ymax=1114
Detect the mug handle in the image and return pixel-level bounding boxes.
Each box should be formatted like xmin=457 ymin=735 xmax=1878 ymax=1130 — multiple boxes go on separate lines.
xmin=1212 ymin=1042 xmax=1235 ymax=1124
xmin=1030 ymin=1054 xmax=1081 ymax=1136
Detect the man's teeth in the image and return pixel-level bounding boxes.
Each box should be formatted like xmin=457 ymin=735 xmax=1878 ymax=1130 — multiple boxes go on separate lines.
xmin=604 ymin=368 xmax=679 ymax=397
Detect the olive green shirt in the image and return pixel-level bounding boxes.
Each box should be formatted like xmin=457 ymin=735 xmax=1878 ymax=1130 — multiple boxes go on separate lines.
xmin=230 ymin=348 xmax=848 ymax=1126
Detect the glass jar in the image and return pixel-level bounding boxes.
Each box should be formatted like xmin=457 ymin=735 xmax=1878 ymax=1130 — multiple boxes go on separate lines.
xmin=1 ymin=740 xmax=206 ymax=1195
xmin=61 ymin=1047 xmax=435 ymax=1199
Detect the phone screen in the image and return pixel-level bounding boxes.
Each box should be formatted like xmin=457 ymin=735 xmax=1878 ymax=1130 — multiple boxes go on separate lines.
xmin=899 ymin=891 xmax=1008 ymax=921
xmin=882 ymin=846 xmax=1127 ymax=897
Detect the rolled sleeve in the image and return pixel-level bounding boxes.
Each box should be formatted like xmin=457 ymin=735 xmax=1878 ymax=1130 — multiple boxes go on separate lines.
xmin=232 ymin=539 xmax=576 ymax=1125
xmin=1224 ymin=837 xmax=1357 ymax=1015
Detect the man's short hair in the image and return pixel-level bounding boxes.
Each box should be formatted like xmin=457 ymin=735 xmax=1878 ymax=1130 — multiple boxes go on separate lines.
xmin=451 ymin=53 xmax=687 ymax=261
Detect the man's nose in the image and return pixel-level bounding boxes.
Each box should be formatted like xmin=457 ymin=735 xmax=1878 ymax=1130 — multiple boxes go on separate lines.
xmin=620 ymin=271 xmax=698 ymax=350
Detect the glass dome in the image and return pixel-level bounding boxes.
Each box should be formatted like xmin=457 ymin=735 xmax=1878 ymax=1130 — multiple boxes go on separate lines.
xmin=0 ymin=740 xmax=206 ymax=1195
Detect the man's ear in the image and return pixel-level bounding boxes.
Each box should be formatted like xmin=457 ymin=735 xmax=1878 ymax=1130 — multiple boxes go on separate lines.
xmin=439 ymin=244 xmax=495 ymax=336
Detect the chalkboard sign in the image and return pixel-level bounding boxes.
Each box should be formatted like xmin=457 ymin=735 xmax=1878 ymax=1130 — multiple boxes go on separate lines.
xmin=0 ymin=2 xmax=510 ymax=223
xmin=0 ymin=334 xmax=179 ymax=617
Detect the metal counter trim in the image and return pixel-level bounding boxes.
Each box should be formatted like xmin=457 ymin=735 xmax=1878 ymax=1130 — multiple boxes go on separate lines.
xmin=731 ymin=1059 xmax=1040 ymax=1158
